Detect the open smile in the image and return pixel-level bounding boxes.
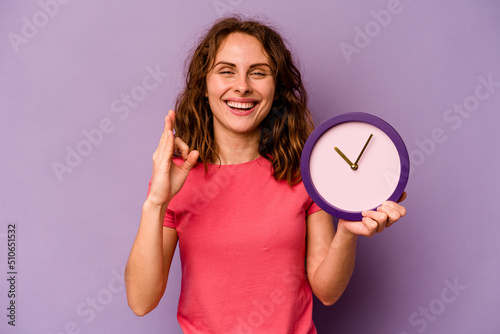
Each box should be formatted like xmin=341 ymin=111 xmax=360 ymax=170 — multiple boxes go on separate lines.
xmin=224 ymin=100 xmax=259 ymax=115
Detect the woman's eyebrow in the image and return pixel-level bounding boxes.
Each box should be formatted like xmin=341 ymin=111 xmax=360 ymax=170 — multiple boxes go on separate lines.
xmin=249 ymin=63 xmax=272 ymax=70
xmin=214 ymin=61 xmax=236 ymax=67
xmin=214 ymin=61 xmax=272 ymax=69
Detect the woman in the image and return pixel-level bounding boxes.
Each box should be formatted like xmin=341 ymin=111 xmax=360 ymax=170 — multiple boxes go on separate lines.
xmin=125 ymin=16 xmax=406 ymax=333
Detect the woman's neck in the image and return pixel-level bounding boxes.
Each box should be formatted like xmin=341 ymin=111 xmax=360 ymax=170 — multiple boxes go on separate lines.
xmin=212 ymin=130 xmax=261 ymax=165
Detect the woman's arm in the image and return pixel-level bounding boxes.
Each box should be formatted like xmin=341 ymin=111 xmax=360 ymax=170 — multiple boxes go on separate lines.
xmin=125 ymin=204 xmax=178 ymax=316
xmin=125 ymin=110 xmax=198 ymax=316
xmin=306 ymin=198 xmax=407 ymax=306
xmin=306 ymin=210 xmax=355 ymax=306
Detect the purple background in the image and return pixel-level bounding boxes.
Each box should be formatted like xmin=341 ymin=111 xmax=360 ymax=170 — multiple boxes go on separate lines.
xmin=1 ymin=1 xmax=499 ymax=333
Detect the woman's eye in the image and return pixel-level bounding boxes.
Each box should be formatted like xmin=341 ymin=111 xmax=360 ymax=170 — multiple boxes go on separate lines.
xmin=251 ymin=72 xmax=266 ymax=77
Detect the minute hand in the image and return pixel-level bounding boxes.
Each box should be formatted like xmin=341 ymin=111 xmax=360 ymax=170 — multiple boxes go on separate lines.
xmin=354 ymin=134 xmax=373 ymax=167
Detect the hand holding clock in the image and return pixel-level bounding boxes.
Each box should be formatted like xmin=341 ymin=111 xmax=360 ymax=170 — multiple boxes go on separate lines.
xmin=338 ymin=192 xmax=407 ymax=237
xmin=301 ymin=112 xmax=410 ymax=222
xmin=333 ymin=130 xmax=406 ymax=235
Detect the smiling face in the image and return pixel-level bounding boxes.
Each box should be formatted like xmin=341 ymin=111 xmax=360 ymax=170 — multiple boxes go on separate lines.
xmin=205 ymin=32 xmax=276 ymax=145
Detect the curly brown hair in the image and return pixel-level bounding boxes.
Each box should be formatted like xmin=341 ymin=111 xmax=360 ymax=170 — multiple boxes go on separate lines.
xmin=174 ymin=16 xmax=314 ymax=185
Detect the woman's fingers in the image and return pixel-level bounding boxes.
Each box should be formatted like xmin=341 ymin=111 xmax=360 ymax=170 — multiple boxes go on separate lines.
xmin=182 ymin=150 xmax=199 ymax=173
xmin=362 ymin=210 xmax=388 ymax=233
xmin=360 ymin=216 xmax=379 ymax=236
xmin=167 ymin=110 xmax=199 ymax=171
xmin=174 ymin=137 xmax=190 ymax=159
xmin=153 ymin=114 xmax=174 ymax=162
xmin=172 ymin=129 xmax=199 ymax=173
xmin=380 ymin=201 xmax=407 ymax=220
xmin=342 ymin=197 xmax=408 ymax=237
xmin=377 ymin=205 xmax=399 ymax=228
xmin=362 ymin=201 xmax=406 ymax=232
xmin=164 ymin=114 xmax=174 ymax=160
xmin=148 ymin=110 xmax=201 ymax=206
xmin=168 ymin=109 xmax=176 ymax=126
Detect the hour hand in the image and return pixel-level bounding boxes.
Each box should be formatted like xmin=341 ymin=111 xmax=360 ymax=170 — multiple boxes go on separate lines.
xmin=334 ymin=147 xmax=357 ymax=170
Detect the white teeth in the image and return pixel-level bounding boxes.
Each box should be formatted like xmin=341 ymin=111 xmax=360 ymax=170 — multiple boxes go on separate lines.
xmin=226 ymin=101 xmax=256 ymax=109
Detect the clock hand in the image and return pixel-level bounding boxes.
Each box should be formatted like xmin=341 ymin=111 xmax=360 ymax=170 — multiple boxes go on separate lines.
xmin=354 ymin=134 xmax=373 ymax=167
xmin=334 ymin=147 xmax=357 ymax=170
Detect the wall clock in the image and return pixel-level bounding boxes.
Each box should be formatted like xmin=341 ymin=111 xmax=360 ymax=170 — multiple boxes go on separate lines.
xmin=301 ymin=112 xmax=409 ymax=221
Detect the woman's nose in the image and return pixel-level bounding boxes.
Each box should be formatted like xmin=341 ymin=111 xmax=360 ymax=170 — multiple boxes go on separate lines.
xmin=234 ymin=75 xmax=252 ymax=94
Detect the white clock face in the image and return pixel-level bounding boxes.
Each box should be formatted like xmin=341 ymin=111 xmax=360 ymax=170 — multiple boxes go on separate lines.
xmin=309 ymin=121 xmax=401 ymax=212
